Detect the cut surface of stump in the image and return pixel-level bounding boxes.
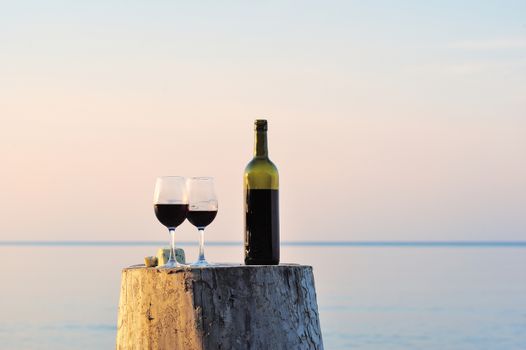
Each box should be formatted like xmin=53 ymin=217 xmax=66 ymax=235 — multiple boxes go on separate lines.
xmin=116 ymin=264 xmax=323 ymax=350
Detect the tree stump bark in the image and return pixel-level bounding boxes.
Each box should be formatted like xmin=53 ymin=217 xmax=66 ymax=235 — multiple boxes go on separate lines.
xmin=116 ymin=264 xmax=323 ymax=350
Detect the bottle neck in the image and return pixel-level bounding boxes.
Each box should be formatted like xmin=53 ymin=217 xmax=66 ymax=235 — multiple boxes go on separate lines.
xmin=254 ymin=130 xmax=268 ymax=158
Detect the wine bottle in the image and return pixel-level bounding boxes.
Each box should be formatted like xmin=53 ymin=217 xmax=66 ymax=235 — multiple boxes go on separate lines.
xmin=244 ymin=119 xmax=280 ymax=265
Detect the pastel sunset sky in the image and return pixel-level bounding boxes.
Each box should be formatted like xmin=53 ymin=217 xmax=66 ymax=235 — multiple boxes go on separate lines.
xmin=1 ymin=1 xmax=525 ymax=242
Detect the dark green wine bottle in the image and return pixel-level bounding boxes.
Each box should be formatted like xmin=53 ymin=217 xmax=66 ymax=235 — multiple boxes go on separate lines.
xmin=244 ymin=119 xmax=280 ymax=265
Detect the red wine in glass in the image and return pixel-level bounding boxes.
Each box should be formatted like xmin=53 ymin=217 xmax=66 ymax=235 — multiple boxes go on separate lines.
xmin=154 ymin=204 xmax=188 ymax=228
xmin=187 ymin=210 xmax=217 ymax=228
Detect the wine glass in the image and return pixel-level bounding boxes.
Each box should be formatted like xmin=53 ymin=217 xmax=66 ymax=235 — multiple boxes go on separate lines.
xmin=187 ymin=177 xmax=218 ymax=266
xmin=153 ymin=176 xmax=188 ymax=268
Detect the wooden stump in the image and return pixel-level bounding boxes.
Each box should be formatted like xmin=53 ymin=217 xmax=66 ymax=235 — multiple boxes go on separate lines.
xmin=116 ymin=264 xmax=323 ymax=350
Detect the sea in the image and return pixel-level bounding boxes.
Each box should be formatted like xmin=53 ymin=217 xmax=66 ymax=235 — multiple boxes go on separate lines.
xmin=0 ymin=242 xmax=525 ymax=349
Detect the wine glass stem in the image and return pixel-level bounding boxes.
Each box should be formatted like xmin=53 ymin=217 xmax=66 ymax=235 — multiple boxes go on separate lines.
xmin=198 ymin=228 xmax=205 ymax=262
xmin=169 ymin=228 xmax=176 ymax=263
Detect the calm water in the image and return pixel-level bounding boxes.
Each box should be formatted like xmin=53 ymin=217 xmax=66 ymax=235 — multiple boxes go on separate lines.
xmin=0 ymin=244 xmax=525 ymax=349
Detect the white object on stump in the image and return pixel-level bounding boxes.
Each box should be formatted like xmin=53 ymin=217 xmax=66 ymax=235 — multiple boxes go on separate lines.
xmin=156 ymin=247 xmax=186 ymax=265
xmin=116 ymin=264 xmax=323 ymax=350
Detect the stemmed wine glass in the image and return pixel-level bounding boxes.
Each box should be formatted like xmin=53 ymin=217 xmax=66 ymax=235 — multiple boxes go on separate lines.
xmin=153 ymin=176 xmax=188 ymax=268
xmin=187 ymin=177 xmax=218 ymax=266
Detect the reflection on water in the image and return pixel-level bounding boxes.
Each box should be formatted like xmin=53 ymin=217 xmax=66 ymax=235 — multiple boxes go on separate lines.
xmin=0 ymin=245 xmax=525 ymax=349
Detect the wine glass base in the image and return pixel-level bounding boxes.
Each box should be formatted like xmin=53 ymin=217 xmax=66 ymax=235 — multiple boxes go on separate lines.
xmin=161 ymin=260 xmax=187 ymax=268
xmin=190 ymin=259 xmax=214 ymax=267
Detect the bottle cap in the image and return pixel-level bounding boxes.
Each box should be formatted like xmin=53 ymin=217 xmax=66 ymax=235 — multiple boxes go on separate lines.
xmin=255 ymin=119 xmax=268 ymax=131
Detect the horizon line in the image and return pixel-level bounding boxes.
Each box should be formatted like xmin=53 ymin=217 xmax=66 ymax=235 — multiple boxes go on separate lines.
xmin=0 ymin=240 xmax=525 ymax=247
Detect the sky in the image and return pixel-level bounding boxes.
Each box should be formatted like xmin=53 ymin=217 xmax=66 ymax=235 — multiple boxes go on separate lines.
xmin=0 ymin=0 xmax=525 ymax=242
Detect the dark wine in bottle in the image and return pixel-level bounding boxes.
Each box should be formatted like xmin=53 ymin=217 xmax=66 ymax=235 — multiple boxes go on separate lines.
xmin=187 ymin=210 xmax=218 ymax=228
xmin=154 ymin=204 xmax=188 ymax=228
xmin=244 ymin=119 xmax=280 ymax=265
